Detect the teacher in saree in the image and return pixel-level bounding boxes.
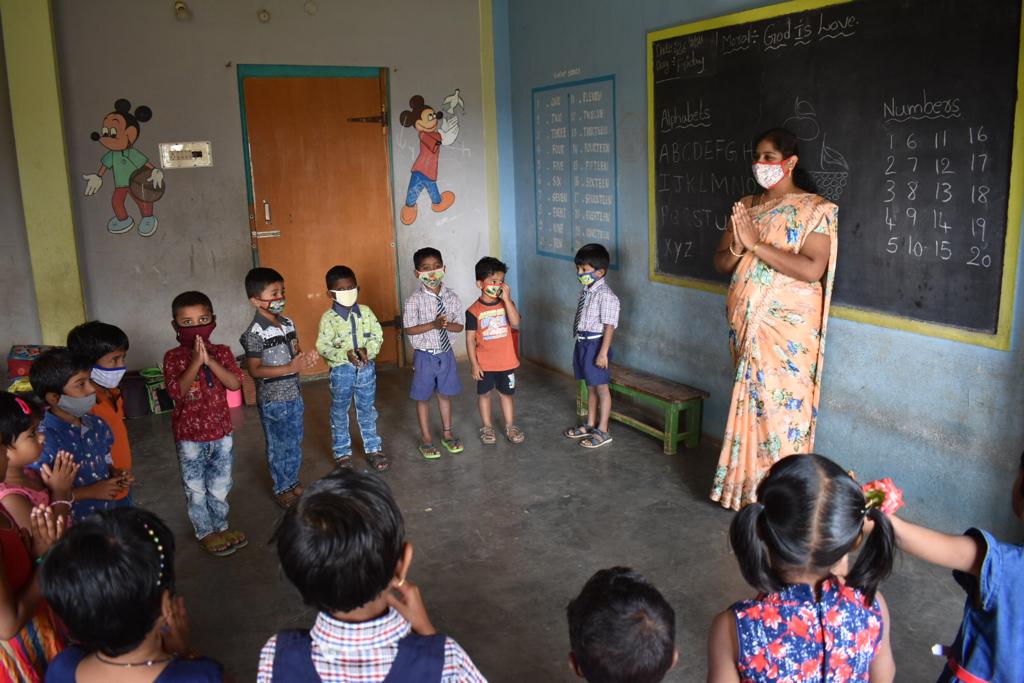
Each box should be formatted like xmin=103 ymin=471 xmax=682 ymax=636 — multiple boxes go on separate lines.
xmin=709 ymin=128 xmax=839 ymax=511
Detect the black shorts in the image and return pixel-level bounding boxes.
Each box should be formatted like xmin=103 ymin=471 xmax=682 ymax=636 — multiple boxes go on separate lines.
xmin=477 ymin=370 xmax=516 ymax=396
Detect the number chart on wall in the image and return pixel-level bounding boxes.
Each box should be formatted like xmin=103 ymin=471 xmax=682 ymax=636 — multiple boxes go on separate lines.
xmin=533 ymin=76 xmax=619 ymax=266
xmin=647 ymin=0 xmax=1024 ymax=348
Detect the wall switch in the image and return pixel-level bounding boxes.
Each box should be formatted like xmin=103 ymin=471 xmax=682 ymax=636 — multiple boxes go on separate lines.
xmin=158 ymin=141 xmax=213 ymax=168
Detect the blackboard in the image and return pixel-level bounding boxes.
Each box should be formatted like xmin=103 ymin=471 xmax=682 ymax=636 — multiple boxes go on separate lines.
xmin=647 ymin=0 xmax=1023 ymax=346
xmin=533 ymin=76 xmax=619 ymax=266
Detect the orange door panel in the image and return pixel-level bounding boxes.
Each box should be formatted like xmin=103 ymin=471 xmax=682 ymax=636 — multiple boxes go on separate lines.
xmin=243 ymin=72 xmax=399 ymax=373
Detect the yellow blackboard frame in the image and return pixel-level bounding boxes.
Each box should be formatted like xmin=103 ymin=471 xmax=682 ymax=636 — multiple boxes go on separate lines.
xmin=647 ymin=0 xmax=1024 ymax=350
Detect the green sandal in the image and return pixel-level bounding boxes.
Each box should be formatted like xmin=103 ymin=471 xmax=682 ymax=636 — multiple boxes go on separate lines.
xmin=221 ymin=529 xmax=248 ymax=551
xmin=199 ymin=532 xmax=236 ymax=557
xmin=441 ymin=430 xmax=464 ymax=454
xmin=418 ymin=443 xmax=442 ymax=460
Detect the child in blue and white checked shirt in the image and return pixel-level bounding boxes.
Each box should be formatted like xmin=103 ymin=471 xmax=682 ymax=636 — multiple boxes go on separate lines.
xmin=402 ymin=247 xmax=464 ymax=460
xmin=564 ymin=243 xmax=620 ymax=450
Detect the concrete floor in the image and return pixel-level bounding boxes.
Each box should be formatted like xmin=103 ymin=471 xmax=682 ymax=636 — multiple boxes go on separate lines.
xmin=127 ymin=360 xmax=963 ymax=682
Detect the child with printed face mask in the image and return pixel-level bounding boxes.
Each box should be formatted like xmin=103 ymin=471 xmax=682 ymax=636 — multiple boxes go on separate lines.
xmin=315 ymin=266 xmax=387 ymax=472
xmin=564 ymin=243 xmax=620 ymax=449
xmin=28 ymin=348 xmax=131 ymax=522
xmin=402 ymin=247 xmax=464 ymax=460
xmin=465 ymin=257 xmax=523 ymax=445
xmin=67 ymin=321 xmax=133 ymax=504
xmin=240 ymin=268 xmax=319 ymax=509
xmin=163 ymin=291 xmax=246 ymax=557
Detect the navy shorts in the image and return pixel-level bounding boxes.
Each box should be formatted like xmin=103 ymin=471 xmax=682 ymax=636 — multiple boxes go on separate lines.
xmin=573 ymin=338 xmax=612 ymax=386
xmin=410 ymin=349 xmax=462 ymax=401
xmin=477 ymin=370 xmax=516 ymax=396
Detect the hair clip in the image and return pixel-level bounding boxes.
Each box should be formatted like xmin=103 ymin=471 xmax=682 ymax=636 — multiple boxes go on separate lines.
xmin=141 ymin=521 xmax=166 ymax=586
xmin=14 ymin=397 xmax=31 ymax=415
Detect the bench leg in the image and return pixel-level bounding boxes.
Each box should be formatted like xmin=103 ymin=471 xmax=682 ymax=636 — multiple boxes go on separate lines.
xmin=663 ymin=404 xmax=679 ymax=455
xmin=683 ymin=399 xmax=703 ymax=448
xmin=576 ymin=381 xmax=589 ymax=419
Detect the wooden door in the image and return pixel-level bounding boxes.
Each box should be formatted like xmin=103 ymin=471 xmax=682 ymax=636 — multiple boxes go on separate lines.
xmin=242 ymin=71 xmax=399 ymax=373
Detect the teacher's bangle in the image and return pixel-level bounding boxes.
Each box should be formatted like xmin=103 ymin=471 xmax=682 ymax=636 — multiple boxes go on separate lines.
xmin=728 ymin=242 xmax=745 ymax=257
xmin=752 ymin=242 xmax=761 ymax=255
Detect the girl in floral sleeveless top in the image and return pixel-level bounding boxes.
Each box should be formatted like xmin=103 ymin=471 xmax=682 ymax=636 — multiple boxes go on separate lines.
xmin=707 ymin=454 xmax=896 ymax=682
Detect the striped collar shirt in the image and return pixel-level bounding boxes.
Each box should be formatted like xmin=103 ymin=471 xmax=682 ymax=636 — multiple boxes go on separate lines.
xmin=256 ymin=608 xmax=487 ymax=682
xmin=403 ymin=284 xmax=463 ymax=352
xmin=575 ymin=278 xmax=620 ymax=335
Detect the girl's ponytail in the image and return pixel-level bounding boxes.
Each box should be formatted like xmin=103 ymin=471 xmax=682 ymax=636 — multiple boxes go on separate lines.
xmin=846 ymin=507 xmax=895 ymax=604
xmin=729 ymin=502 xmax=782 ymax=594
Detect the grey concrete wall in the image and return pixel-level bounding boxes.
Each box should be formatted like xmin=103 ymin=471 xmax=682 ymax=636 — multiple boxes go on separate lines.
xmin=0 ymin=25 xmax=42 ymax=356
xmin=507 ymin=0 xmax=1024 ymax=536
xmin=54 ymin=0 xmax=489 ymax=366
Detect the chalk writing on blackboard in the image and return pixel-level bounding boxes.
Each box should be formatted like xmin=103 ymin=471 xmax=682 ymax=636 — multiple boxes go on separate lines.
xmin=533 ymin=76 xmax=618 ymax=264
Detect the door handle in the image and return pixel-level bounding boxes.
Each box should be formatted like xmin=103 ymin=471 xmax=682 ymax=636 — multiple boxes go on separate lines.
xmin=263 ymin=200 xmax=271 ymax=224
xmin=251 ymin=230 xmax=281 ymax=239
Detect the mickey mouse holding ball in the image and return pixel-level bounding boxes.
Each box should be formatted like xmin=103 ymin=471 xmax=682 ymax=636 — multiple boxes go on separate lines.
xmin=82 ymin=98 xmax=165 ymax=237
xmin=399 ymin=93 xmax=460 ymax=225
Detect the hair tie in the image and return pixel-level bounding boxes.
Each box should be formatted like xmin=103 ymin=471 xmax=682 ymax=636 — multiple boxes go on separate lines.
xmin=141 ymin=522 xmax=166 ymax=586
xmin=14 ymin=397 xmax=30 ymax=415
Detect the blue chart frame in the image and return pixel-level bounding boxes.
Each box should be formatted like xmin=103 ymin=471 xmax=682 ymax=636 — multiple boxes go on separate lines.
xmin=532 ymin=75 xmax=619 ymax=267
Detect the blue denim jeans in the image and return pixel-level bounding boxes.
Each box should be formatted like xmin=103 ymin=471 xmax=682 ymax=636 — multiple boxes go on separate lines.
xmin=405 ymin=170 xmax=442 ymax=206
xmin=257 ymin=396 xmax=304 ymax=494
xmin=329 ymin=362 xmax=382 ymax=459
xmin=175 ymin=435 xmax=234 ymax=539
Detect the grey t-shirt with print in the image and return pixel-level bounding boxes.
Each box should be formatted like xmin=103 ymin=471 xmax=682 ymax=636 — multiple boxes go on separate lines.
xmin=239 ymin=312 xmax=301 ymax=403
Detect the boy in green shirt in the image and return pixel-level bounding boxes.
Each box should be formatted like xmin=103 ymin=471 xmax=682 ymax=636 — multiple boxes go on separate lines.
xmin=315 ymin=266 xmax=387 ymax=472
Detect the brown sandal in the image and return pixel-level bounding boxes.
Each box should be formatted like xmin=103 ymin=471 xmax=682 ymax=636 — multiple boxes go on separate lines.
xmin=504 ymin=424 xmax=525 ymax=444
xmin=479 ymin=426 xmax=497 ymax=445
xmin=274 ymin=488 xmax=300 ymax=509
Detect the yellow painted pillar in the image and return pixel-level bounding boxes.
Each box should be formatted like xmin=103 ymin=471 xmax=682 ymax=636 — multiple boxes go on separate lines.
xmin=1 ymin=0 xmax=85 ymax=344
xmin=479 ymin=0 xmax=501 ymax=256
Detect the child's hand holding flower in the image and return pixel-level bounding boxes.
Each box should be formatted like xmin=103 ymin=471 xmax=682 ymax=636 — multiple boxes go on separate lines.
xmin=862 ymin=477 xmax=905 ymax=515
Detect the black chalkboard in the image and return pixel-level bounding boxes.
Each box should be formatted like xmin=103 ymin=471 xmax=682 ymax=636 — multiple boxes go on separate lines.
xmin=649 ymin=0 xmax=1022 ymax=334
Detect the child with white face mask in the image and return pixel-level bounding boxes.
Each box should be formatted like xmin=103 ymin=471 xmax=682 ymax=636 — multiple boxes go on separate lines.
xmin=315 ymin=266 xmax=387 ymax=472
xmin=67 ymin=321 xmax=133 ymax=505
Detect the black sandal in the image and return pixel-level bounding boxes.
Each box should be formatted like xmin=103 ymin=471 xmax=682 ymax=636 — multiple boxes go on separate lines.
xmin=366 ymin=451 xmax=390 ymax=472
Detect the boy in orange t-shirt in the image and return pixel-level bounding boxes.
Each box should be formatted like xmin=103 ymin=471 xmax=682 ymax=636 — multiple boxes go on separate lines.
xmin=67 ymin=321 xmax=134 ymax=503
xmin=465 ymin=257 xmax=524 ymax=445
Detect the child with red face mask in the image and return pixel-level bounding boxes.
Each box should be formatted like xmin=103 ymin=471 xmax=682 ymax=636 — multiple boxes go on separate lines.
xmin=162 ymin=291 xmax=247 ymax=558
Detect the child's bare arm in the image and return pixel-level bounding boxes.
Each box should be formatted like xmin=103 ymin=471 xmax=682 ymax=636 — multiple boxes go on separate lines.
xmin=244 ymin=354 xmax=315 ymax=379
xmin=706 ymin=610 xmax=741 ymax=683
xmin=0 ymin=495 xmax=33 ymax=533
xmin=595 ymin=324 xmax=615 ymax=368
xmin=405 ymin=315 xmax=446 ymax=336
xmin=869 ymin=592 xmax=896 ymax=683
xmin=501 ymin=285 xmax=521 ymax=327
xmin=890 ymin=515 xmax=983 ymax=575
xmin=466 ymin=333 xmax=482 ymax=380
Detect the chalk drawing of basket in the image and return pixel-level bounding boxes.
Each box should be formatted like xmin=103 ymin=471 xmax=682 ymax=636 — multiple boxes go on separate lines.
xmin=809 ymin=171 xmax=848 ymax=203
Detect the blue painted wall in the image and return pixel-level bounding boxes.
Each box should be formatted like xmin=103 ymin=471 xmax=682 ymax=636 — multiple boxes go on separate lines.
xmin=502 ymin=0 xmax=1024 ymax=537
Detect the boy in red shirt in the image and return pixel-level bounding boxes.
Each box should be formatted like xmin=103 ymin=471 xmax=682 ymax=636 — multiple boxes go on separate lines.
xmin=162 ymin=291 xmax=246 ymax=557
xmin=465 ymin=257 xmax=524 ymax=445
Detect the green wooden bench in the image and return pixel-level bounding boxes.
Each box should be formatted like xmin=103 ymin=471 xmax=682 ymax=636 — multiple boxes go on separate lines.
xmin=577 ymin=364 xmax=709 ymax=455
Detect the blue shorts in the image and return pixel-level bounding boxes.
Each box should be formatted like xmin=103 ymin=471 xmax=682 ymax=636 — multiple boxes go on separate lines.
xmin=573 ymin=338 xmax=612 ymax=386
xmin=410 ymin=349 xmax=462 ymax=401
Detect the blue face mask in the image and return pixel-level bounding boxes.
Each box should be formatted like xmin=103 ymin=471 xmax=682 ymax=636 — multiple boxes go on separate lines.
xmin=578 ymin=271 xmax=601 ymax=286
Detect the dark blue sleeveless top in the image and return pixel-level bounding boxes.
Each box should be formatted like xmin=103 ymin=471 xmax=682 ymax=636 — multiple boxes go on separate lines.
xmin=45 ymin=646 xmax=224 ymax=682
xmin=271 ymin=629 xmax=445 ymax=682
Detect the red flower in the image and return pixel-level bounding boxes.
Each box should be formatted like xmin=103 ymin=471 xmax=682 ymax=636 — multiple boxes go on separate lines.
xmin=749 ymin=651 xmax=769 ymax=672
xmin=786 ymin=615 xmax=811 ymax=639
xmin=762 ymin=604 xmax=782 ymax=629
xmin=800 ymin=658 xmax=821 ymax=677
xmin=862 ymin=478 xmax=905 ymax=515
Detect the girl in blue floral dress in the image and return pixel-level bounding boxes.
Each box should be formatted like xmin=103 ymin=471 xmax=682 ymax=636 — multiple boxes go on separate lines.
xmin=707 ymin=454 xmax=896 ymax=682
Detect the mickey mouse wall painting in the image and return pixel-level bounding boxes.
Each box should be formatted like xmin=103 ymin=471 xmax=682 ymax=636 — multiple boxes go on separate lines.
xmin=399 ymin=89 xmax=463 ymax=225
xmin=82 ymin=98 xmax=165 ymax=237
